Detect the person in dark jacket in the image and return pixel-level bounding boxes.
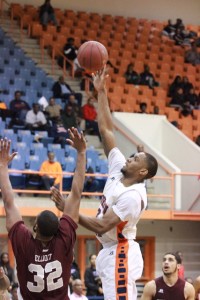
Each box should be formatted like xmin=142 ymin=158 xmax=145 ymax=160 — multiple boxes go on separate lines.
xmin=39 ymin=0 xmax=57 ymax=26
xmin=84 ymin=254 xmax=103 ymax=297
xmin=52 ymin=76 xmax=82 ymax=106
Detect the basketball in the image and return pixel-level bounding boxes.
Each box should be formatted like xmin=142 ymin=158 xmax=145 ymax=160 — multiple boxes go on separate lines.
xmin=77 ymin=41 xmax=108 ymax=72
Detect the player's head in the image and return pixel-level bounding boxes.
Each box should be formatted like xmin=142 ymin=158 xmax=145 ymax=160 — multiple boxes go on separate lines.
xmin=34 ymin=210 xmax=59 ymax=238
xmin=121 ymin=152 xmax=158 ymax=182
xmin=162 ymin=252 xmax=180 ymax=276
xmin=72 ymin=279 xmax=84 ymax=296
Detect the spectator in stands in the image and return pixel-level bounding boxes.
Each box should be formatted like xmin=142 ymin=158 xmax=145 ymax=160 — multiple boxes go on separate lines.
xmin=52 ymin=76 xmax=82 ymax=106
xmin=82 ymin=97 xmax=101 ymax=140
xmin=168 ymin=76 xmax=182 ymax=97
xmin=70 ymin=279 xmax=88 ymax=300
xmin=25 ymin=103 xmax=48 ymax=131
xmin=185 ymin=88 xmax=199 ymax=109
xmin=173 ymin=27 xmax=191 ymax=46
xmin=185 ymin=42 xmax=200 ymax=65
xmin=0 ymin=252 xmax=14 ymax=287
xmin=39 ymin=151 xmax=62 ymax=190
xmin=0 ymin=267 xmax=10 ymax=300
xmin=140 ymin=64 xmax=159 ymax=89
xmin=124 ymin=63 xmax=140 ymax=85
xmin=84 ymin=166 xmax=100 ymax=196
xmin=68 ymin=94 xmax=82 ymax=119
xmin=84 ymin=254 xmax=103 ymax=297
xmin=39 ymin=0 xmax=57 ymax=28
xmin=10 ymin=282 xmax=19 ymax=300
xmin=138 ymin=102 xmax=148 ymax=113
xmin=49 ymin=117 xmax=68 ymax=147
xmin=45 ymin=97 xmax=62 ymax=124
xmin=162 ymin=19 xmax=176 ymax=38
xmin=62 ymin=37 xmax=78 ymax=68
xmin=181 ymin=76 xmax=193 ymax=95
xmin=169 ymin=87 xmax=185 ymax=109
xmin=9 ymin=91 xmax=30 ymax=127
xmin=61 ymin=104 xmax=79 ymax=130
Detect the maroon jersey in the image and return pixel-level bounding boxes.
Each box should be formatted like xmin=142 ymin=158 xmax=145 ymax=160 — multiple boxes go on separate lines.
xmin=153 ymin=276 xmax=186 ymax=300
xmin=9 ymin=214 xmax=77 ymax=300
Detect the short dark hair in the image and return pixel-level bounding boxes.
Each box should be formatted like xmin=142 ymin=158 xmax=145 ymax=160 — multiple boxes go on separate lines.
xmin=144 ymin=153 xmax=158 ymax=179
xmin=37 ymin=210 xmax=59 ymax=237
xmin=164 ymin=252 xmax=180 ymax=263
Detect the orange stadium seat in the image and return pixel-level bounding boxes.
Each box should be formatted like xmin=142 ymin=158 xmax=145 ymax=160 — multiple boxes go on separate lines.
xmin=90 ymin=13 xmax=102 ymax=23
xmin=30 ymin=22 xmax=43 ymax=38
xmin=165 ymin=107 xmax=180 ymax=122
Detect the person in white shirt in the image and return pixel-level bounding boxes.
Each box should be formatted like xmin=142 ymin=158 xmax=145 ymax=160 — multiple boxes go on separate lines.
xmin=51 ymin=67 xmax=158 ymax=300
xmin=25 ymin=103 xmax=47 ymax=131
xmin=70 ymin=279 xmax=88 ymax=300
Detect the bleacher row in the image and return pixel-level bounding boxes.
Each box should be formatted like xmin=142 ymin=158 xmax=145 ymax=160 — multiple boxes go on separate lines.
xmin=0 ymin=125 xmax=108 ymax=191
xmin=0 ymin=27 xmax=54 ymax=108
xmin=9 ymin=3 xmax=200 ymax=142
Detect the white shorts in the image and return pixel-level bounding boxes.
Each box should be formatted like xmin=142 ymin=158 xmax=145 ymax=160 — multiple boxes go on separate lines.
xmin=96 ymin=240 xmax=143 ymax=300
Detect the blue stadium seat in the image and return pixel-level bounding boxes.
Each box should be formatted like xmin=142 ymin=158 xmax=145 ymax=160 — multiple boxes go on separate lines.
xmin=48 ymin=143 xmax=61 ymax=150
xmin=9 ymin=157 xmax=26 ymax=189
xmin=65 ymin=145 xmax=77 ymax=160
xmin=33 ymin=148 xmax=48 ymax=161
xmin=41 ymin=137 xmax=54 ymax=147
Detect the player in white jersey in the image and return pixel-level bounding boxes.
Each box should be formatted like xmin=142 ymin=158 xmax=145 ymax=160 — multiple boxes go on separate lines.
xmin=52 ymin=67 xmax=158 ymax=300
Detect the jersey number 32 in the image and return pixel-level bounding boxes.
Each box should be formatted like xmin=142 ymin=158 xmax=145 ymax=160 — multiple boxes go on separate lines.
xmin=27 ymin=260 xmax=63 ymax=292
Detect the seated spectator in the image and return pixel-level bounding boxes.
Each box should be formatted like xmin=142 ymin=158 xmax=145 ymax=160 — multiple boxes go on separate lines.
xmin=61 ymin=104 xmax=79 ymax=130
xmin=185 ymin=42 xmax=200 ymax=65
xmin=45 ymin=97 xmax=62 ymax=123
xmin=185 ymin=88 xmax=199 ymax=109
xmin=168 ymin=76 xmax=182 ymax=97
xmin=25 ymin=103 xmax=48 ymax=131
xmin=82 ymin=97 xmax=101 ymax=140
xmin=84 ymin=166 xmax=100 ymax=196
xmin=58 ymin=37 xmax=78 ymax=68
xmin=140 ymin=64 xmax=159 ymax=88
xmin=174 ymin=18 xmax=185 ymax=30
xmin=49 ymin=117 xmax=68 ymax=147
xmin=39 ymin=151 xmax=62 ymax=190
xmin=169 ymin=87 xmax=185 ymax=109
xmin=124 ymin=63 xmax=140 ymax=85
xmin=162 ymin=19 xmax=176 ymax=38
xmin=9 ymin=91 xmax=30 ymax=127
xmin=39 ymin=0 xmax=57 ymax=28
xmin=70 ymin=279 xmax=88 ymax=300
xmin=173 ymin=27 xmax=191 ymax=46
xmin=152 ymin=105 xmax=160 ymax=115
xmin=181 ymin=76 xmax=193 ymax=95
xmin=84 ymin=254 xmax=103 ymax=297
xmin=68 ymin=94 xmax=82 ymax=119
xmin=69 ymin=256 xmax=81 ymax=294
xmin=52 ymin=76 xmax=82 ymax=106
xmin=0 ymin=252 xmax=15 ymax=287
xmin=138 ymin=102 xmax=148 ymax=113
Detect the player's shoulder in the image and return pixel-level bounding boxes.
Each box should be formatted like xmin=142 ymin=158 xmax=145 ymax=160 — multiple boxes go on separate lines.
xmin=184 ymin=281 xmax=195 ymax=296
xmin=144 ymin=279 xmax=156 ymax=290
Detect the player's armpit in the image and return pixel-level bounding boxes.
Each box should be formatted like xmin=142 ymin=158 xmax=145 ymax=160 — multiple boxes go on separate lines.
xmin=79 ymin=208 xmax=121 ymax=235
xmin=140 ymin=281 xmax=156 ymax=300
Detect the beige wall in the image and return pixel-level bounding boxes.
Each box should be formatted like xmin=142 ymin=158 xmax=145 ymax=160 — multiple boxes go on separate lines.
xmin=14 ymin=0 xmax=200 ymax=24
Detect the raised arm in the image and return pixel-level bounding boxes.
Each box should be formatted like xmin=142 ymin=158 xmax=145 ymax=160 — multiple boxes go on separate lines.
xmin=92 ymin=67 xmax=116 ymax=157
xmin=51 ymin=128 xmax=86 ymax=223
xmin=0 ymin=139 xmax=22 ymax=232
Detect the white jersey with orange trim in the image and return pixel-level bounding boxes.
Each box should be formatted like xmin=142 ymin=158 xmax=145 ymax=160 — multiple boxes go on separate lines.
xmin=96 ymin=147 xmax=147 ymax=246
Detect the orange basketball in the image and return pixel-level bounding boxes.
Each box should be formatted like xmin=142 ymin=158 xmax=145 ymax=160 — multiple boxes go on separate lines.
xmin=77 ymin=41 xmax=108 ymax=72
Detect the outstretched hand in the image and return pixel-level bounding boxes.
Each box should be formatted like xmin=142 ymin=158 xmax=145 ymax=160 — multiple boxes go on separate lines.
xmin=66 ymin=127 xmax=86 ymax=153
xmin=50 ymin=186 xmax=65 ymax=212
xmin=0 ymin=139 xmax=17 ymax=167
xmin=92 ymin=65 xmax=109 ymax=92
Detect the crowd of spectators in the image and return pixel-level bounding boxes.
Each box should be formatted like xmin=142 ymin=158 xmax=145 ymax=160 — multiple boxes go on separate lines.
xmin=124 ymin=63 xmax=159 ymax=89
xmin=168 ymin=75 xmax=200 ymax=114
